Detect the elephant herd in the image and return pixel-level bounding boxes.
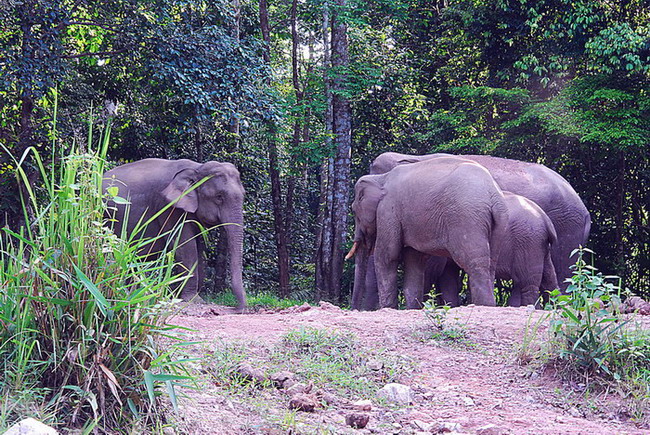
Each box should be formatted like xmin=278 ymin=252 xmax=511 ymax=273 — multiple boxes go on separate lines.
xmin=102 ymin=153 xmax=590 ymax=312
xmin=347 ymin=153 xmax=590 ymax=310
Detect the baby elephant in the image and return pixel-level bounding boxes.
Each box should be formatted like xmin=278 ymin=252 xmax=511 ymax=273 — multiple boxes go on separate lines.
xmin=433 ymin=192 xmax=558 ymax=307
xmin=496 ymin=192 xmax=558 ymax=306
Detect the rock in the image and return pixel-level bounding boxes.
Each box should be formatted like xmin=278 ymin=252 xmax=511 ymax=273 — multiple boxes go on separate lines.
xmin=622 ymin=296 xmax=650 ymax=315
xmin=317 ymin=390 xmax=340 ymax=406
xmin=412 ymin=420 xmax=432 ymax=431
xmin=461 ymin=396 xmax=475 ymax=406
xmin=286 ymin=382 xmax=311 ymax=395
xmin=476 ymin=423 xmax=509 ymax=434
xmin=431 ymin=421 xmax=461 ymax=433
xmin=352 ymin=399 xmax=372 ymax=411
xmin=319 ymin=301 xmax=342 ymax=312
xmin=377 ymin=383 xmax=413 ymax=405
xmin=568 ymin=406 xmax=582 ymax=418
xmin=270 ymin=371 xmax=294 ymax=388
xmin=345 ymin=412 xmax=370 ymax=429
xmin=289 ymin=393 xmax=318 ymax=412
xmin=234 ymin=363 xmax=267 ymax=385
xmin=366 ymin=359 xmax=384 ymax=371
xmin=4 ymin=418 xmax=58 ymax=435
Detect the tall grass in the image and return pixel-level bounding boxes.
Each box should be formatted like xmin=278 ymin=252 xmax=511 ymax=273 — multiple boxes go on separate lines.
xmin=0 ymin=115 xmax=192 ymax=432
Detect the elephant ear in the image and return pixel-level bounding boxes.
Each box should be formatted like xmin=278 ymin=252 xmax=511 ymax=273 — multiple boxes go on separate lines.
xmin=162 ymin=168 xmax=200 ymax=213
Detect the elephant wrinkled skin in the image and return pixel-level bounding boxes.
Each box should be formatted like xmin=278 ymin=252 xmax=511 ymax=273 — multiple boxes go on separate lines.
xmin=351 ymin=156 xmax=509 ymax=309
xmin=371 ymin=152 xmax=591 ymax=291
xmin=103 ymin=158 xmax=246 ymax=311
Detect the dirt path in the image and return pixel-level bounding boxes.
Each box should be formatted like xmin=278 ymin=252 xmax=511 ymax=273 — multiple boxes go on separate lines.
xmin=167 ymin=304 xmax=649 ymax=434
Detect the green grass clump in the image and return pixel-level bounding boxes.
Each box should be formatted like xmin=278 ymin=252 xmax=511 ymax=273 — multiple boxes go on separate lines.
xmin=545 ymin=247 xmax=650 ymax=424
xmin=0 ymin=117 xmax=192 ymax=432
xmin=208 ymin=290 xmax=306 ymax=310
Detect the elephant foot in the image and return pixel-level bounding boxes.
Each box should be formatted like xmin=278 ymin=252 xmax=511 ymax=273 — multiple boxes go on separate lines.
xmin=230 ymin=305 xmax=247 ymax=314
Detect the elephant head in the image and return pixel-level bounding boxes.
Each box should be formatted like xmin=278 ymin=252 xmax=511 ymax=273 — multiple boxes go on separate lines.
xmin=348 ymin=174 xmax=384 ymax=310
xmin=161 ymin=161 xmax=246 ymax=310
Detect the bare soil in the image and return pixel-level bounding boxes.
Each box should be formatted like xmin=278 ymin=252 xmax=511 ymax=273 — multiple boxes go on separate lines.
xmin=166 ymin=303 xmax=650 ymax=434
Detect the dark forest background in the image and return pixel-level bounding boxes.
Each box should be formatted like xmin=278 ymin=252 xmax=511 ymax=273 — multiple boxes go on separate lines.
xmin=1 ymin=0 xmax=648 ymax=302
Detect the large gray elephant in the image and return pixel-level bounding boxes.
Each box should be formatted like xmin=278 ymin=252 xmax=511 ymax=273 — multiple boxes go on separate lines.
xmin=103 ymin=159 xmax=246 ymax=311
xmin=370 ymin=152 xmax=590 ymax=290
xmin=350 ymin=156 xmax=509 ymax=308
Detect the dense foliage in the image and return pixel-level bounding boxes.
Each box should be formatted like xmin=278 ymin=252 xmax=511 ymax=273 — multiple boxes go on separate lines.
xmin=1 ymin=0 xmax=648 ymax=301
xmin=0 ymin=122 xmax=190 ymax=431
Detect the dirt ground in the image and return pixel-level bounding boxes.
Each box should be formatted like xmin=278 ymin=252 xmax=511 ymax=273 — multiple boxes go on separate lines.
xmin=166 ymin=303 xmax=650 ymax=435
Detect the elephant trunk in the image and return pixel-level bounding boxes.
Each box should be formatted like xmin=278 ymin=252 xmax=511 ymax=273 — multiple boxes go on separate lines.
xmin=351 ymin=244 xmax=368 ymax=310
xmin=224 ymin=211 xmax=246 ymax=312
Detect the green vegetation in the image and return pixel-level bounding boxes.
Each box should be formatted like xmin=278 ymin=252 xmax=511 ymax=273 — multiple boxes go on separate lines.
xmin=207 ymin=291 xmax=307 ymax=311
xmin=274 ymin=327 xmax=411 ymax=398
xmin=421 ymin=297 xmax=471 ymax=345
xmin=0 ymin=119 xmax=192 ymax=432
xmin=1 ymin=0 xmax=648 ymax=302
xmin=520 ymin=248 xmax=650 ymax=424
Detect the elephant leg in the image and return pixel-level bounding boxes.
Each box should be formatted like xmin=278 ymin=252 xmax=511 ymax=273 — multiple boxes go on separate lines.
xmin=374 ymin=240 xmax=401 ymax=309
xmin=437 ymin=260 xmax=461 ymax=307
xmin=352 ymin=250 xmax=370 ymax=310
xmin=519 ymin=283 xmax=541 ymax=307
xmin=363 ymin=254 xmax=379 ymax=310
xmin=403 ymin=248 xmax=427 ymax=309
xmin=509 ymin=285 xmax=523 ymax=307
xmin=173 ymin=224 xmax=201 ymax=300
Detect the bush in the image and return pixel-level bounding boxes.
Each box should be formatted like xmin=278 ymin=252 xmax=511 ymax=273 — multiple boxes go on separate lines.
xmin=0 ymin=118 xmax=191 ymax=432
xmin=548 ymin=247 xmax=650 ymax=380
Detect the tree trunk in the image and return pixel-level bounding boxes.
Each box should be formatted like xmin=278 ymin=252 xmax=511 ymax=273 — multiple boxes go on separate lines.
xmin=315 ymin=1 xmax=334 ymax=301
xmin=316 ymin=0 xmax=351 ymax=303
xmin=260 ymin=0 xmax=291 ymax=297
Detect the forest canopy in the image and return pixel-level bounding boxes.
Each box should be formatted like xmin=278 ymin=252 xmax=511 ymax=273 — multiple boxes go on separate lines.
xmin=1 ymin=0 xmax=649 ymax=301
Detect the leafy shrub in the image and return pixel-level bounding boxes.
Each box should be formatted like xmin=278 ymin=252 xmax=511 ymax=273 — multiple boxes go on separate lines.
xmin=547 ymin=247 xmax=628 ymax=377
xmin=0 ymin=119 xmax=191 ymax=431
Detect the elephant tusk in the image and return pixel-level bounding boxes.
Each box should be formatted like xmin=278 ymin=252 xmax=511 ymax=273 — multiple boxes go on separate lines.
xmin=345 ymin=241 xmax=358 ymax=260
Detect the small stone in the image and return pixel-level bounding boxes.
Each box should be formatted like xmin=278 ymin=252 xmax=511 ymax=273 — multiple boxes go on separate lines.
xmin=4 ymin=418 xmax=58 ymax=435
xmin=234 ymin=363 xmax=267 ymax=385
xmin=377 ymin=383 xmax=413 ymax=405
xmin=461 ymin=396 xmax=475 ymax=406
xmin=270 ymin=371 xmax=294 ymax=388
xmin=476 ymin=423 xmax=508 ymax=435
xmin=412 ymin=420 xmax=432 ymax=431
xmin=352 ymin=399 xmax=372 ymax=411
xmin=367 ymin=359 xmax=384 ymax=371
xmin=317 ymin=390 xmax=341 ymax=406
xmin=568 ymin=406 xmax=582 ymax=418
xmin=289 ymin=393 xmax=318 ymax=412
xmin=346 ymin=412 xmax=370 ymax=429
xmin=319 ymin=301 xmax=342 ymax=311
xmin=432 ymin=421 xmax=461 ymax=433
xmin=286 ymin=382 xmax=311 ymax=395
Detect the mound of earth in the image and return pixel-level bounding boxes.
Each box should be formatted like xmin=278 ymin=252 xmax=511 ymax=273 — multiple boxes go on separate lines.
xmin=166 ymin=303 xmax=649 ymax=434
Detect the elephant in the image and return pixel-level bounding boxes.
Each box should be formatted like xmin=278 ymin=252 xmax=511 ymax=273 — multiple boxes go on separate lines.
xmin=495 ymin=191 xmax=559 ymax=306
xmin=370 ymin=152 xmax=590 ymax=291
xmin=349 ymin=156 xmax=509 ymax=309
xmin=103 ymin=158 xmax=246 ymax=311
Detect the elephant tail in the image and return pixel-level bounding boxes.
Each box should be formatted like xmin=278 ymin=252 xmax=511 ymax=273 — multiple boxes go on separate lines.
xmin=489 ymin=193 xmax=510 ymax=278
xmin=542 ymin=211 xmax=558 ymax=247
xmin=582 ymin=212 xmax=591 ymax=245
